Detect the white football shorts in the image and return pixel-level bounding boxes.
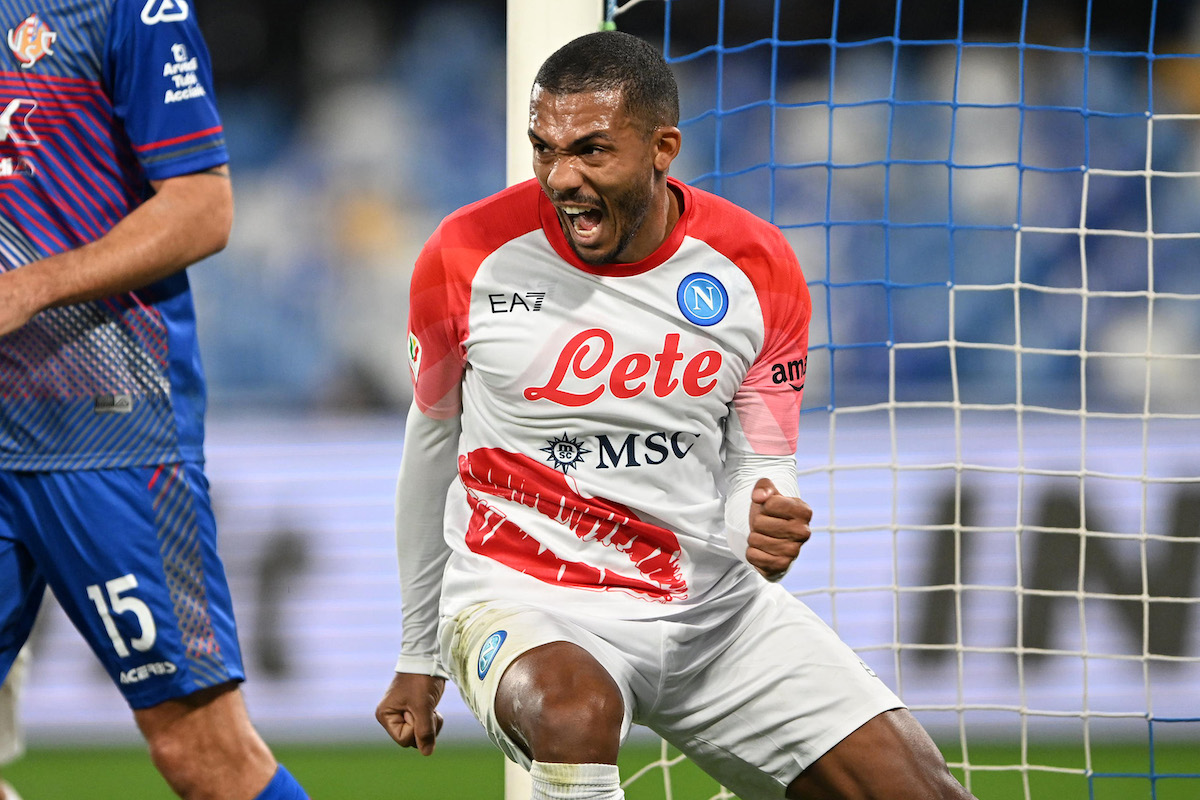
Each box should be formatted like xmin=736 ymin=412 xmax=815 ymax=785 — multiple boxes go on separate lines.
xmin=440 ymin=581 xmax=904 ymax=799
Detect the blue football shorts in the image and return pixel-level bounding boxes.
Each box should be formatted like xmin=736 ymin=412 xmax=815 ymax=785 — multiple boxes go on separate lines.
xmin=0 ymin=463 xmax=245 ymax=709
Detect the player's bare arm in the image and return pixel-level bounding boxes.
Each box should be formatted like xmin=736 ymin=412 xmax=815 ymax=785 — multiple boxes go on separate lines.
xmin=0 ymin=165 xmax=232 ymax=337
xmin=376 ymin=672 xmax=446 ymax=756
xmin=746 ymin=477 xmax=813 ymax=581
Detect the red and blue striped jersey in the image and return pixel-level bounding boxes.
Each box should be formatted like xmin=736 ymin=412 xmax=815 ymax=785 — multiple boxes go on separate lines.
xmin=0 ymin=0 xmax=227 ymax=470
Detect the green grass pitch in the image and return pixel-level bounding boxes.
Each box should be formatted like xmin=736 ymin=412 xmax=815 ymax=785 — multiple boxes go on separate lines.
xmin=5 ymin=740 xmax=1197 ymax=798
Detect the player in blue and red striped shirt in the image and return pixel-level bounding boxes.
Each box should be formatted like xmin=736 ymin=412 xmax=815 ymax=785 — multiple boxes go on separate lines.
xmin=0 ymin=1 xmax=307 ymax=798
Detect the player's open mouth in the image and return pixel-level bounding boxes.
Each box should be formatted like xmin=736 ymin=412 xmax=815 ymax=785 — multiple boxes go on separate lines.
xmin=561 ymin=205 xmax=604 ymax=243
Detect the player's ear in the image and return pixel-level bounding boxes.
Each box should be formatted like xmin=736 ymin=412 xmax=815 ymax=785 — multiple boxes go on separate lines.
xmin=653 ymin=126 xmax=682 ymax=172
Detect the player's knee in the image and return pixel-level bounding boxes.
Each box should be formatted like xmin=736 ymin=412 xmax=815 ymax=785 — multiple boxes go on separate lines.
xmin=523 ymin=682 xmax=623 ymax=761
xmin=145 ymin=730 xmax=204 ymax=797
xmin=139 ymin=685 xmax=276 ymax=798
xmin=498 ymin=649 xmax=623 ymax=762
xmin=540 ymin=671 xmax=622 ymax=729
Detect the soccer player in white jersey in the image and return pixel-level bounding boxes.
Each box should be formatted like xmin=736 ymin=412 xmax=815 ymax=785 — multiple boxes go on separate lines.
xmin=377 ymin=30 xmax=976 ymax=800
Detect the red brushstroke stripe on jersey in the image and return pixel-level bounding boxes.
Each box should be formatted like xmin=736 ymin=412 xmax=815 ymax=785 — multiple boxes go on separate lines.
xmin=459 ymin=448 xmax=687 ymax=602
xmin=134 ymin=126 xmax=224 ymax=154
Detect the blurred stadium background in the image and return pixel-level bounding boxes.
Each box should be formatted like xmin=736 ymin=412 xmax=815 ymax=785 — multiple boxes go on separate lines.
xmin=9 ymin=0 xmax=1200 ymax=797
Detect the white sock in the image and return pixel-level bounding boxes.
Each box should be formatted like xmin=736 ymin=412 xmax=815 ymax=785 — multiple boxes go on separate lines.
xmin=529 ymin=761 xmax=624 ymax=800
xmin=0 ymin=780 xmax=23 ymax=800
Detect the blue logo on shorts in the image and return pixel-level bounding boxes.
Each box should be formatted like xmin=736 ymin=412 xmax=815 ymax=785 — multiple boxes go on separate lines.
xmin=478 ymin=630 xmax=507 ymax=679
xmin=677 ymin=273 xmax=728 ymax=326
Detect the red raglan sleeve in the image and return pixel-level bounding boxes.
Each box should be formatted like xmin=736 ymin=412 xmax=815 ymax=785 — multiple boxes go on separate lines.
xmin=408 ymin=222 xmax=472 ymax=419
xmin=693 ymin=188 xmax=811 ymax=456
xmin=733 ymin=226 xmax=811 ymax=456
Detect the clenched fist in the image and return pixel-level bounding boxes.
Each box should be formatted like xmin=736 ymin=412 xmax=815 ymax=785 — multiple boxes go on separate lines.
xmin=745 ymin=478 xmax=812 ymax=581
xmin=376 ymin=672 xmax=446 ymax=756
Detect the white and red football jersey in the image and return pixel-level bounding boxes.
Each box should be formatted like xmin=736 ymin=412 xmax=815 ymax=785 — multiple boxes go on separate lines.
xmin=408 ymin=177 xmax=810 ymax=620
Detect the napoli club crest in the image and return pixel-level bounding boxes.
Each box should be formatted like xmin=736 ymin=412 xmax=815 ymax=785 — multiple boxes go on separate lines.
xmin=677 ymin=272 xmax=728 ymax=326
xmin=477 ymin=630 xmax=507 ymax=680
xmin=7 ymin=14 xmax=57 ymax=69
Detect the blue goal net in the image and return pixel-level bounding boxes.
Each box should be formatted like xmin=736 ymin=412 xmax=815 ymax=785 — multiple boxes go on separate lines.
xmin=609 ymin=1 xmax=1200 ymax=797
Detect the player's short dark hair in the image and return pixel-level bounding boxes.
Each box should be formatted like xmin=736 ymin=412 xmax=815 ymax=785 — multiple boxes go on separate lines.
xmin=534 ymin=30 xmax=680 ymax=133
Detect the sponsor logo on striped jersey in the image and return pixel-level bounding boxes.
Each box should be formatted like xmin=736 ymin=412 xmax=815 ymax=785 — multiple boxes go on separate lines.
xmin=141 ymin=0 xmax=190 ymax=25
xmin=6 ymin=13 xmax=56 ymax=69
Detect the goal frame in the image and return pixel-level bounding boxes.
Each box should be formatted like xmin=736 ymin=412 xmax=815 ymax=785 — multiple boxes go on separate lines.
xmin=503 ymin=8 xmax=605 ymax=797
xmin=503 ymin=2 xmax=1200 ymax=798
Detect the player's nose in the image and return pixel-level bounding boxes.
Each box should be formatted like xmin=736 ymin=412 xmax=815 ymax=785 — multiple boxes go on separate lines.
xmin=545 ymin=155 xmax=584 ymax=193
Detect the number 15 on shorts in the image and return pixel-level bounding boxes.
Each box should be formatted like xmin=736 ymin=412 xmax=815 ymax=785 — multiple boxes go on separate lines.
xmin=86 ymin=574 xmax=157 ymax=657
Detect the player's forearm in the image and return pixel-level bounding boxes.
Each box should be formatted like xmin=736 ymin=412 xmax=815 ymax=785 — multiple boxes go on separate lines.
xmin=723 ymin=445 xmax=799 ymax=565
xmin=394 ymin=403 xmax=460 ymax=676
xmin=6 ymin=166 xmax=232 ymax=315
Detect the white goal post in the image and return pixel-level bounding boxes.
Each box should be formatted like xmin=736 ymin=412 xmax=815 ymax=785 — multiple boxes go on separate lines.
xmin=505 ymin=0 xmax=605 ymax=188
xmin=503 ymin=6 xmax=605 ymax=796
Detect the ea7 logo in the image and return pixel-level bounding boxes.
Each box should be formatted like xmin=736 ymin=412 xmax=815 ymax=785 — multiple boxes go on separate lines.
xmin=141 ymin=0 xmax=190 ymax=25
xmin=488 ymin=292 xmax=546 ymax=313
